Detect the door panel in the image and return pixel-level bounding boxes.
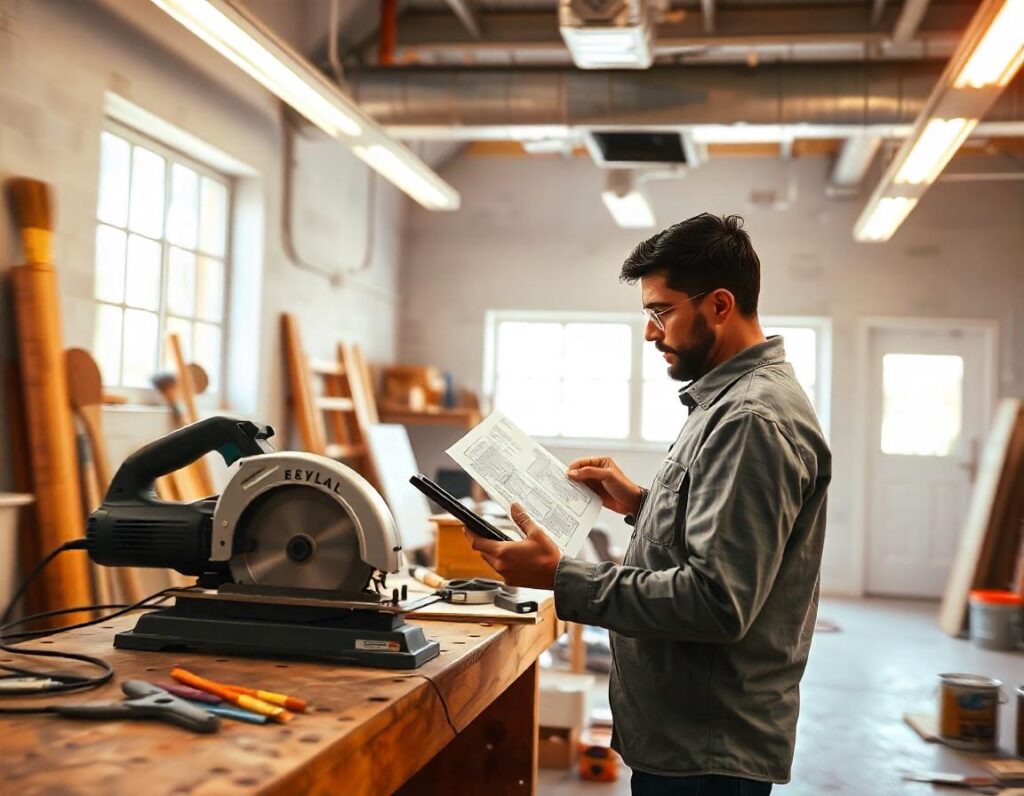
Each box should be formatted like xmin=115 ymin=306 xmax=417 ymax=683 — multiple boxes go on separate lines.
xmin=866 ymin=324 xmax=994 ymax=597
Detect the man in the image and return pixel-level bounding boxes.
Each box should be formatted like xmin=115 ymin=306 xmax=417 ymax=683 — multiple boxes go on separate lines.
xmin=468 ymin=213 xmax=831 ymax=795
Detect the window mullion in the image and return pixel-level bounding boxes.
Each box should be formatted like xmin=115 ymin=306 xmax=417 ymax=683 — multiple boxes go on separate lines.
xmin=629 ymin=318 xmax=645 ymax=444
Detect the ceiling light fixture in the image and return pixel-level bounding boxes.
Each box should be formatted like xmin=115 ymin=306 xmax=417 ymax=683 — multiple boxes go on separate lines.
xmin=854 ymin=0 xmax=1023 ymax=242
xmin=149 ymin=0 xmax=459 ymax=211
xmin=602 ymin=171 xmax=656 ymax=229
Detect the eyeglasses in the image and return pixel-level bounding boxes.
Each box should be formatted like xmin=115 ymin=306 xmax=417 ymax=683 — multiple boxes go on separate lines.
xmin=641 ymin=291 xmax=711 ymax=331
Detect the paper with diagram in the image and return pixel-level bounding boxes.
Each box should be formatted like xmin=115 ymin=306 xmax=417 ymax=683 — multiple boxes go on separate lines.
xmin=446 ymin=411 xmax=601 ymax=557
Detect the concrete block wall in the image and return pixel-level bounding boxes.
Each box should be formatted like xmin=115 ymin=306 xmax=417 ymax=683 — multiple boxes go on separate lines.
xmin=397 ymin=153 xmax=1024 ymax=596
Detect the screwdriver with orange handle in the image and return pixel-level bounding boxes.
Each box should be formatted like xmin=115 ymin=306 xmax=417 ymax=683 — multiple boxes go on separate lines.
xmin=221 ymin=683 xmax=309 ymax=713
xmin=170 ymin=667 xmax=294 ymax=724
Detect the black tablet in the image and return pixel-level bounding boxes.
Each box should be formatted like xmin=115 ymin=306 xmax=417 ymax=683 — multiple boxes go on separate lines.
xmin=409 ymin=473 xmax=522 ymax=543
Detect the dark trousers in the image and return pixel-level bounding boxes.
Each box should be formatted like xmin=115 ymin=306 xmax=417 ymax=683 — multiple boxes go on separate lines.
xmin=631 ymin=770 xmax=773 ymax=796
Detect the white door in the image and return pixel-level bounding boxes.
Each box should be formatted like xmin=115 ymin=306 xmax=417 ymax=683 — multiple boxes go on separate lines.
xmin=865 ymin=323 xmax=996 ymax=597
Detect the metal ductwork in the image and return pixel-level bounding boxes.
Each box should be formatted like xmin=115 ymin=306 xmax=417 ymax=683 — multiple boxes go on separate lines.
xmin=349 ymin=63 xmax=1024 ymax=139
xmin=558 ymin=0 xmax=655 ymax=70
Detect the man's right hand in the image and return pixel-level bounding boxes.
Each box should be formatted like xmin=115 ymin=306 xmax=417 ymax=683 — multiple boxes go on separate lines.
xmin=566 ymin=457 xmax=643 ymax=516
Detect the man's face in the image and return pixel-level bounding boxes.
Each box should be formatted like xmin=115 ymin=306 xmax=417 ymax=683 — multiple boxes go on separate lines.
xmin=641 ymin=274 xmax=717 ymax=382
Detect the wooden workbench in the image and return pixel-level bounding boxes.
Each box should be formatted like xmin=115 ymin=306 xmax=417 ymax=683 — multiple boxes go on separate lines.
xmin=0 ymin=595 xmax=559 ymax=796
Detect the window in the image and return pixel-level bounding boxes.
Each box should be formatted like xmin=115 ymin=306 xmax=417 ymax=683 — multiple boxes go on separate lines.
xmin=485 ymin=312 xmax=831 ymax=446
xmin=93 ymin=124 xmax=231 ymax=396
xmin=880 ymin=353 xmax=964 ymax=456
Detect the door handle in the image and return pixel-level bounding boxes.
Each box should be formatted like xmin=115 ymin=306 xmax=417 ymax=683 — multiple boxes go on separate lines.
xmin=958 ymin=437 xmax=979 ymax=483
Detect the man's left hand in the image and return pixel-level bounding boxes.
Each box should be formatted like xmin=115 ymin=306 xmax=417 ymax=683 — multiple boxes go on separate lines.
xmin=464 ymin=503 xmax=563 ymax=590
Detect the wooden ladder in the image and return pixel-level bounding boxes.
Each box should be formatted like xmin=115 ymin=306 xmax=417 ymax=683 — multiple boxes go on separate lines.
xmin=281 ymin=313 xmax=381 ymax=491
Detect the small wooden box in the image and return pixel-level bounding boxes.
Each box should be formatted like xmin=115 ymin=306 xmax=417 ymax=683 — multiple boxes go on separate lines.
xmin=539 ymin=726 xmax=579 ymax=769
xmin=432 ymin=514 xmax=502 ymax=580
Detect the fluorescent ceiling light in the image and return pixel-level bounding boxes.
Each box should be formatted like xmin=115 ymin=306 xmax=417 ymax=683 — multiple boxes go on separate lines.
xmin=149 ymin=0 xmax=459 ymax=211
xmin=857 ymin=197 xmax=918 ymax=242
xmin=602 ymin=189 xmax=656 ymax=229
xmin=352 ymin=145 xmax=450 ymax=211
xmin=562 ymin=27 xmax=653 ymax=68
xmin=895 ymin=117 xmax=977 ymax=185
xmin=954 ymin=0 xmax=1024 ymax=88
xmin=855 ymin=0 xmax=1024 ymax=242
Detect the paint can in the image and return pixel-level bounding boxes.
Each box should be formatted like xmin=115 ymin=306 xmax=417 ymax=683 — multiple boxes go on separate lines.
xmin=938 ymin=673 xmax=1003 ymax=751
xmin=1016 ymin=685 xmax=1023 ymax=759
xmin=969 ymin=590 xmax=1024 ymax=650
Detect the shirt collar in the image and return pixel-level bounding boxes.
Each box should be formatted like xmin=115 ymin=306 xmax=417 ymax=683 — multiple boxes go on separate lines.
xmin=679 ymin=336 xmax=787 ymax=410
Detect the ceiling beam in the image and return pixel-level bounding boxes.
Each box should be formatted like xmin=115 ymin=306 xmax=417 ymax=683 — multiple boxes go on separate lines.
xmin=444 ymin=0 xmax=483 ymax=40
xmin=892 ymin=0 xmax=933 ymax=43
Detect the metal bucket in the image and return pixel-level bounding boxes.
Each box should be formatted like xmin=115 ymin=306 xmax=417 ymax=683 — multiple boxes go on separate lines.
xmin=938 ymin=673 xmax=1003 ymax=751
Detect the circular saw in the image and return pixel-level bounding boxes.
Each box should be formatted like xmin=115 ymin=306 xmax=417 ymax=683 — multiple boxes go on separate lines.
xmin=87 ymin=416 xmax=440 ymax=668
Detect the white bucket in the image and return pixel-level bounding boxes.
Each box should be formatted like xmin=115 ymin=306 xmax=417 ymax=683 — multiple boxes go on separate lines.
xmin=0 ymin=494 xmax=34 ymax=609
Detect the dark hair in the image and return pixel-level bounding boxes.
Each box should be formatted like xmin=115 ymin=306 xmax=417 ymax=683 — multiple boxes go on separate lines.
xmin=619 ymin=213 xmax=760 ymax=316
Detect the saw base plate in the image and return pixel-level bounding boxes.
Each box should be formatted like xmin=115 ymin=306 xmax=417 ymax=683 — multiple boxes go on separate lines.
xmin=115 ymin=592 xmax=441 ymax=669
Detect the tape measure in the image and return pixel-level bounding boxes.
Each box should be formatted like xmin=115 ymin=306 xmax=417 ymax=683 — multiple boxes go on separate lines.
xmin=441 ymin=578 xmax=503 ymax=604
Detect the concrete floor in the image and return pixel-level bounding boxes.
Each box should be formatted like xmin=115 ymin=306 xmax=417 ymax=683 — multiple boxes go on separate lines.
xmin=539 ymin=597 xmax=1023 ymax=795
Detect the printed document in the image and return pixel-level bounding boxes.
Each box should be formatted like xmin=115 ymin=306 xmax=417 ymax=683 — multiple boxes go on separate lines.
xmin=446 ymin=411 xmax=602 ymax=557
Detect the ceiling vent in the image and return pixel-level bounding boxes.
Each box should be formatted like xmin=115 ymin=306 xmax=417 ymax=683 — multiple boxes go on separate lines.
xmin=558 ymin=0 xmax=655 ymax=70
xmin=585 ymin=130 xmax=688 ymax=168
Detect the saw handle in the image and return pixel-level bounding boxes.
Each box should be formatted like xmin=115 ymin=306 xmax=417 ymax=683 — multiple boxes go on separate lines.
xmin=105 ymin=417 xmax=274 ymax=501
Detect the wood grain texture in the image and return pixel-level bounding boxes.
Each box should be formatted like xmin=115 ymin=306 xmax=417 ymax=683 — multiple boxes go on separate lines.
xmin=281 ymin=313 xmax=328 ymax=455
xmin=0 ymin=595 xmax=558 ymax=795
xmin=398 ymin=661 xmax=539 ymax=795
xmin=11 ymin=262 xmax=93 ymax=624
xmin=168 ymin=333 xmax=216 ymax=497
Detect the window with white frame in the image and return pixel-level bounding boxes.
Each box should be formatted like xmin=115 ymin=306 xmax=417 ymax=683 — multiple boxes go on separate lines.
xmin=485 ymin=312 xmax=830 ymax=445
xmin=93 ymin=123 xmax=231 ymax=396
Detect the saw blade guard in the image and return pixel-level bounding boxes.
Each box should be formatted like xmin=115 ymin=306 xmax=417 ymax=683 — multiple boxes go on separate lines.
xmin=211 ymin=452 xmax=402 ymax=578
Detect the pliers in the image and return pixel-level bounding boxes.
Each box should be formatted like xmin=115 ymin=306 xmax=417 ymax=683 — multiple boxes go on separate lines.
xmin=52 ymin=679 xmax=220 ymax=733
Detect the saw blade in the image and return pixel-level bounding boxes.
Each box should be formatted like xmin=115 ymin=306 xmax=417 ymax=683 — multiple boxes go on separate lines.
xmin=229 ymin=485 xmax=374 ymax=593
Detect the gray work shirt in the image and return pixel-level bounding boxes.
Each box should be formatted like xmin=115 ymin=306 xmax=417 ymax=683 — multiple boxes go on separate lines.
xmin=554 ymin=336 xmax=831 ymax=783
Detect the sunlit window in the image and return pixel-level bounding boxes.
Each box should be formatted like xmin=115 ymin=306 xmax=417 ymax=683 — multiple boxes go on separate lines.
xmin=488 ymin=314 xmax=831 ymax=445
xmin=881 ymin=354 xmax=964 ymax=456
xmin=94 ymin=126 xmax=230 ymax=394
xmin=493 ymin=321 xmax=631 ymax=439
xmin=763 ymin=325 xmax=819 ymax=409
xmin=641 ymin=342 xmax=686 ymax=442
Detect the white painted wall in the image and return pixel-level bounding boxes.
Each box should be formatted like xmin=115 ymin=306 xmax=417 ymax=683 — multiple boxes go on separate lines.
xmin=398 ymin=153 xmax=1024 ymax=595
xmin=0 ymin=0 xmax=408 ymax=493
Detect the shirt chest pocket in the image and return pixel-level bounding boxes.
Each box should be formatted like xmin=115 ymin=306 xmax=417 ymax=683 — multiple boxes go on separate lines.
xmin=641 ymin=458 xmax=689 ymax=547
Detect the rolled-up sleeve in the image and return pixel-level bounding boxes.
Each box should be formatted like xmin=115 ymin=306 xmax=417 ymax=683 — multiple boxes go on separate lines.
xmin=553 ymin=411 xmax=808 ymax=643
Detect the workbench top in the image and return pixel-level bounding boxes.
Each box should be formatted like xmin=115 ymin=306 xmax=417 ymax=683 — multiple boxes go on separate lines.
xmin=0 ymin=594 xmax=558 ymax=796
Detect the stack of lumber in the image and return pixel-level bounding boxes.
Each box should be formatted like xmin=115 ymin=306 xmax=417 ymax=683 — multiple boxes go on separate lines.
xmin=939 ymin=398 xmax=1024 ymax=635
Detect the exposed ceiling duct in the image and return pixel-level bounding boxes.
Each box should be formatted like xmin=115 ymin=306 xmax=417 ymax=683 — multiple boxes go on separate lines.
xmin=558 ymin=0 xmax=655 ymax=70
xmin=348 ymin=63 xmax=1024 ymax=140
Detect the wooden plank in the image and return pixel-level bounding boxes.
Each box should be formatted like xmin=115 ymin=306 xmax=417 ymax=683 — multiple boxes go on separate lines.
xmin=939 ymin=399 xmax=1024 ymax=635
xmin=351 ymin=345 xmax=380 ymax=425
xmin=0 ymin=597 xmax=558 ymax=795
xmin=281 ymin=313 xmax=327 ymax=454
xmin=7 ymin=178 xmax=94 ymax=625
xmin=309 ymin=360 xmax=344 ymax=377
xmin=167 ymin=333 xmax=216 ymax=496
xmin=316 ymin=396 xmax=356 ymax=412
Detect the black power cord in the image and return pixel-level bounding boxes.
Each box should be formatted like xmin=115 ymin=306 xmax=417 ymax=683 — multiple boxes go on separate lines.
xmin=0 ymin=539 xmax=177 ymax=711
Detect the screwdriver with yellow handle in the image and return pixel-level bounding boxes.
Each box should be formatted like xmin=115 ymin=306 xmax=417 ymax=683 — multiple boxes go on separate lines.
xmin=221 ymin=683 xmax=309 ymax=713
xmin=170 ymin=667 xmax=294 ymax=723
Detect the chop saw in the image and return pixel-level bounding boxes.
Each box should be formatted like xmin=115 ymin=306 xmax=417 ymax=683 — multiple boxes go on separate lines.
xmin=86 ymin=417 xmax=440 ymax=669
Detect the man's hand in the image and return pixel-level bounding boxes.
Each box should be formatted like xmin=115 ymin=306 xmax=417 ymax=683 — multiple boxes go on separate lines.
xmin=464 ymin=503 xmax=562 ymax=590
xmin=566 ymin=456 xmax=642 ymax=516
